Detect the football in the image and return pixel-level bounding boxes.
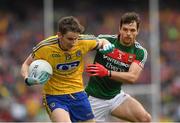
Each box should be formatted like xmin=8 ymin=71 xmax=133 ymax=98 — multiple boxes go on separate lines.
xmin=28 ymin=59 xmax=53 ymax=80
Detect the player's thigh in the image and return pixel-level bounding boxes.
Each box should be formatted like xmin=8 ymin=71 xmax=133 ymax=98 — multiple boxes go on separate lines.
xmin=43 ymin=94 xmax=71 ymax=122
xmin=88 ymin=96 xmax=109 ymax=121
xmin=111 ymin=96 xmax=151 ymax=122
xmin=51 ymin=108 xmax=71 ymax=122
xmin=69 ymin=92 xmax=94 ymax=122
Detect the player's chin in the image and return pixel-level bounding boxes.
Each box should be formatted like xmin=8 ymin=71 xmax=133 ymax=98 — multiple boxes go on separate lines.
xmin=66 ymin=46 xmax=73 ymax=50
xmin=69 ymin=44 xmax=75 ymax=49
xmin=124 ymin=40 xmax=133 ymax=45
xmin=123 ymin=42 xmax=131 ymax=46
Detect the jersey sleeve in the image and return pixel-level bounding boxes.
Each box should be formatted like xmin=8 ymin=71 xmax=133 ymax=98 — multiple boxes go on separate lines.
xmin=32 ymin=48 xmax=44 ymax=60
xmin=79 ymin=34 xmax=98 ymax=52
xmin=31 ymin=35 xmax=58 ymax=60
xmin=134 ymin=48 xmax=148 ymax=68
xmin=31 ymin=41 xmax=49 ymax=60
xmin=80 ymin=39 xmax=98 ymax=53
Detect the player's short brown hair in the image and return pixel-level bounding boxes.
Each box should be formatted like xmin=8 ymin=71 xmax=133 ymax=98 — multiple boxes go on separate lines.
xmin=58 ymin=16 xmax=84 ymax=35
xmin=120 ymin=12 xmax=141 ymax=30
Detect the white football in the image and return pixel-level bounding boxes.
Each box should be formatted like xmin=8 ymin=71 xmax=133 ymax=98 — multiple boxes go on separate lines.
xmin=28 ymin=59 xmax=53 ymax=78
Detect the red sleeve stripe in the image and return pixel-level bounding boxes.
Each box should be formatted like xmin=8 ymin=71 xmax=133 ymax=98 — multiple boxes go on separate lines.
xmin=134 ymin=60 xmax=144 ymax=68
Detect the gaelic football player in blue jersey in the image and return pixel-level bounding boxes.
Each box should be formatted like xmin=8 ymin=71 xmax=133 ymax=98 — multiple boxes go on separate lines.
xmin=21 ymin=16 xmax=114 ymax=122
xmin=85 ymin=12 xmax=152 ymax=122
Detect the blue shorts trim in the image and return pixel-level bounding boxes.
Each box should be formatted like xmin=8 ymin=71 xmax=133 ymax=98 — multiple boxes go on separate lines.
xmin=45 ymin=91 xmax=94 ymax=122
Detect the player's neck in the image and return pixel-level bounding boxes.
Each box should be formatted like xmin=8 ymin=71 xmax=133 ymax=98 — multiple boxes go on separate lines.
xmin=58 ymin=39 xmax=68 ymax=51
xmin=120 ymin=40 xmax=133 ymax=47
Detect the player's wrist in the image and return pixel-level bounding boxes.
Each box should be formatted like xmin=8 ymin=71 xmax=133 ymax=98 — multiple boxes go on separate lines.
xmin=25 ymin=77 xmax=37 ymax=86
xmin=108 ymin=70 xmax=112 ymax=77
xmin=25 ymin=78 xmax=32 ymax=86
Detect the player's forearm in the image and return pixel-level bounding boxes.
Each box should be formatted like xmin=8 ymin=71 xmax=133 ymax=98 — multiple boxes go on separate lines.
xmin=21 ymin=63 xmax=29 ymax=79
xmin=21 ymin=54 xmax=34 ymax=79
xmin=96 ymin=38 xmax=110 ymax=49
xmin=110 ymin=71 xmax=139 ymax=84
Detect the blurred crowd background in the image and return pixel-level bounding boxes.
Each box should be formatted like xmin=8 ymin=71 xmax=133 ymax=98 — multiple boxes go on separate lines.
xmin=0 ymin=0 xmax=179 ymax=122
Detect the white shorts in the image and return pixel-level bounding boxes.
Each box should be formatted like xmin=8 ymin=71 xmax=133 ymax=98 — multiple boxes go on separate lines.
xmin=88 ymin=91 xmax=129 ymax=121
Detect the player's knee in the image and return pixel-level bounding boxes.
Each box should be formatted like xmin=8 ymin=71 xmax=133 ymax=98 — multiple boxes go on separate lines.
xmin=139 ymin=112 xmax=151 ymax=122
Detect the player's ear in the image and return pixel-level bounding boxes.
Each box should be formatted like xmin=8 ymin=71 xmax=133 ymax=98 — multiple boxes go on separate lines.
xmin=137 ymin=28 xmax=140 ymax=34
xmin=118 ymin=26 xmax=122 ymax=34
xmin=57 ymin=32 xmax=63 ymax=38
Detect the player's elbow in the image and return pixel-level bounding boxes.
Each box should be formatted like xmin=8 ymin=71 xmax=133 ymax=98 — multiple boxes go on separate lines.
xmin=127 ymin=75 xmax=139 ymax=84
xmin=127 ymin=79 xmax=136 ymax=84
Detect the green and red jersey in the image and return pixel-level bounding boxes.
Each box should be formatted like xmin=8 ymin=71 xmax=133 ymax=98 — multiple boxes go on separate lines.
xmin=85 ymin=34 xmax=148 ymax=99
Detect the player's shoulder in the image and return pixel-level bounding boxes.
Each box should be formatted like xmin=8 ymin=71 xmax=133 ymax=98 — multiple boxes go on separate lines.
xmin=134 ymin=41 xmax=146 ymax=50
xmin=42 ymin=35 xmax=59 ymax=43
xmin=33 ymin=35 xmax=59 ymax=52
xmin=134 ymin=41 xmax=148 ymax=57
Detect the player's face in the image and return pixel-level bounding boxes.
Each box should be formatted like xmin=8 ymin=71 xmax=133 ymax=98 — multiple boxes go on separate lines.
xmin=58 ymin=31 xmax=79 ymax=50
xmin=119 ymin=21 xmax=139 ymax=46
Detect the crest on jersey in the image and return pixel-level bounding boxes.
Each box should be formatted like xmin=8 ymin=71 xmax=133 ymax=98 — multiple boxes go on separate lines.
xmin=76 ymin=50 xmax=82 ymax=57
xmin=50 ymin=102 xmax=55 ymax=108
xmin=64 ymin=53 xmax=71 ymax=60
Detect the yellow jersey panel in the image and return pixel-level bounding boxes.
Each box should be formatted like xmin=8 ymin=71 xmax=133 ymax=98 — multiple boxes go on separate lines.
xmin=32 ymin=35 xmax=97 ymax=95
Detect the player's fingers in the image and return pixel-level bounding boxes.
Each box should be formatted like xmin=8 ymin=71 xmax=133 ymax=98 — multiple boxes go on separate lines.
xmin=86 ymin=73 xmax=99 ymax=76
xmin=38 ymin=71 xmax=49 ymax=82
xmin=87 ymin=64 xmax=97 ymax=67
xmin=86 ymin=66 xmax=97 ymax=70
xmin=86 ymin=66 xmax=99 ymax=71
xmin=40 ymin=73 xmax=49 ymax=81
xmin=85 ymin=69 xmax=98 ymax=73
xmin=37 ymin=71 xmax=46 ymax=79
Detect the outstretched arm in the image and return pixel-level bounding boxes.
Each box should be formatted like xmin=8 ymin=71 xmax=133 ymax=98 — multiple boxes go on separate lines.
xmin=79 ymin=34 xmax=114 ymax=54
xmin=86 ymin=62 xmax=142 ymax=84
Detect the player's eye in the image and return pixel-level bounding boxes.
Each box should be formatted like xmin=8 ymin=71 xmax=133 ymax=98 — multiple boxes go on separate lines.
xmin=67 ymin=38 xmax=74 ymax=40
xmin=123 ymin=28 xmax=128 ymax=32
xmin=130 ymin=29 xmax=136 ymax=32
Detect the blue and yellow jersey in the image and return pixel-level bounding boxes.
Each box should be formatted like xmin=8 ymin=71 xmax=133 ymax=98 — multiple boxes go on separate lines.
xmin=32 ymin=35 xmax=97 ymax=95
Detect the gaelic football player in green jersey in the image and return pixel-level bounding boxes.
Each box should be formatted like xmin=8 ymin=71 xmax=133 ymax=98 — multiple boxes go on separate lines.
xmin=85 ymin=12 xmax=152 ymax=122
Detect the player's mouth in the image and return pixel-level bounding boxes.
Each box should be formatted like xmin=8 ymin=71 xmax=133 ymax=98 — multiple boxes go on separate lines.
xmin=124 ymin=37 xmax=131 ymax=42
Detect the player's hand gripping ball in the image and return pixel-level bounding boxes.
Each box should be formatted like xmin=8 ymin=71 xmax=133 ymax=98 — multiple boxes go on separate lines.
xmin=25 ymin=60 xmax=53 ymax=86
